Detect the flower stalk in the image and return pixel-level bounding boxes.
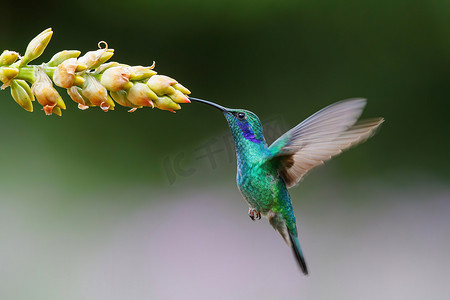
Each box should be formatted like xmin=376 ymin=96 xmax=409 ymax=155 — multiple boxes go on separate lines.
xmin=0 ymin=28 xmax=191 ymax=116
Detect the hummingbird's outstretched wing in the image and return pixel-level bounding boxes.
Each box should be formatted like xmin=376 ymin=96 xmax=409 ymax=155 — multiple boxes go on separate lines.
xmin=267 ymin=98 xmax=383 ymax=188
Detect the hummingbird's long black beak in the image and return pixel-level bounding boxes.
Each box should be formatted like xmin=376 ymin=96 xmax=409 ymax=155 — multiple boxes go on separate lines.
xmin=189 ymin=97 xmax=228 ymax=112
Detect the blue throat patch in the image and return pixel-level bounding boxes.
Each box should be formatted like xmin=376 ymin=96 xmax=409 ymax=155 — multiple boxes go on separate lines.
xmin=238 ymin=121 xmax=262 ymax=144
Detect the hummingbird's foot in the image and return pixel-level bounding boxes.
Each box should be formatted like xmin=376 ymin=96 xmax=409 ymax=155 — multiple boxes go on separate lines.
xmin=248 ymin=208 xmax=262 ymax=221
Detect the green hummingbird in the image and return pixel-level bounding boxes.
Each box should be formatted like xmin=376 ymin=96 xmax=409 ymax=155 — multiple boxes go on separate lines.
xmin=189 ymin=97 xmax=383 ymax=275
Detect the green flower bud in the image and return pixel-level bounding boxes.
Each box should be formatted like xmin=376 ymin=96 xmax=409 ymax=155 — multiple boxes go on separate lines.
xmin=169 ymin=89 xmax=190 ymax=104
xmin=94 ymin=62 xmax=119 ymax=74
xmin=10 ymin=79 xmax=34 ymax=112
xmin=53 ymin=58 xmax=78 ymax=88
xmin=47 ymin=50 xmax=81 ymax=67
xmin=76 ymin=64 xmax=88 ymax=72
xmin=110 ymin=90 xmax=141 ymax=108
xmin=56 ymin=95 xmax=66 ymax=110
xmin=129 ymin=66 xmax=157 ymax=81
xmin=0 ymin=50 xmax=19 ymax=66
xmin=91 ymin=49 xmax=114 ymax=69
xmin=0 ymin=67 xmax=19 ymax=86
xmin=154 ymin=95 xmax=181 ymax=113
xmin=20 ymin=28 xmax=53 ymax=66
xmin=73 ymin=75 xmax=85 ymax=86
xmin=31 ymin=67 xmax=60 ymax=115
xmin=100 ymin=66 xmax=132 ymax=91
xmin=52 ymin=106 xmax=62 ymax=116
xmin=81 ymin=74 xmax=110 ymax=111
xmin=146 ymin=75 xmax=177 ymax=96
xmin=174 ymin=83 xmax=191 ymax=95
xmin=126 ymin=82 xmax=156 ymax=107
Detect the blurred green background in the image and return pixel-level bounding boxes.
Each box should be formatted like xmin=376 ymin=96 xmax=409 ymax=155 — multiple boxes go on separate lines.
xmin=1 ymin=1 xmax=449 ymax=299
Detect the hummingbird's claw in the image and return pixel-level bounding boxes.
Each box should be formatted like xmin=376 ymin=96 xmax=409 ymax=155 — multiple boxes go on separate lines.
xmin=248 ymin=208 xmax=261 ymax=221
xmin=248 ymin=208 xmax=256 ymax=221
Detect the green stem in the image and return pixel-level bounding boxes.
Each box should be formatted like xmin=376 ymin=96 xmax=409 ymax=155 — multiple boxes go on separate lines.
xmin=16 ymin=66 xmax=56 ymax=84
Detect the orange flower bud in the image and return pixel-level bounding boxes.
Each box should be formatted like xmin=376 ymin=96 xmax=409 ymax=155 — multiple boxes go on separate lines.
xmin=100 ymin=66 xmax=132 ymax=91
xmin=146 ymin=75 xmax=177 ymax=96
xmin=126 ymin=82 xmax=156 ymax=107
xmin=31 ymin=67 xmax=60 ymax=115
xmin=81 ymin=74 xmax=110 ymax=111
xmin=78 ymin=42 xmax=114 ymax=70
xmin=53 ymin=57 xmax=78 ymax=88
xmin=110 ymin=90 xmax=140 ymax=108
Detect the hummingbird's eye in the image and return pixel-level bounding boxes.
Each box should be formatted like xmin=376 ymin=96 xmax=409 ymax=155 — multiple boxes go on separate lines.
xmin=237 ymin=112 xmax=246 ymax=119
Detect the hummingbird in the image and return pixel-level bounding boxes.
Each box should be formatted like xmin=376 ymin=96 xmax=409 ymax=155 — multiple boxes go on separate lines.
xmin=189 ymin=97 xmax=383 ymax=275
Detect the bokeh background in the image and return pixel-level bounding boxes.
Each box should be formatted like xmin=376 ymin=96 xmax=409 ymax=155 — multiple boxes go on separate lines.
xmin=1 ymin=1 xmax=449 ymax=299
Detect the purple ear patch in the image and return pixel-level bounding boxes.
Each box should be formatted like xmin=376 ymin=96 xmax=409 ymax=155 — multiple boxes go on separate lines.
xmin=238 ymin=121 xmax=262 ymax=144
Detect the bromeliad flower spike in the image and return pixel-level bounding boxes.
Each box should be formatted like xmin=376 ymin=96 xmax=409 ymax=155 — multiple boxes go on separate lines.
xmin=0 ymin=28 xmax=190 ymax=115
xmin=189 ymin=97 xmax=384 ymax=275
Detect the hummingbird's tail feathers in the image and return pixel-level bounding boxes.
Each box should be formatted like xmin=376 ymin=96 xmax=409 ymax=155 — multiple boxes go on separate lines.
xmin=268 ymin=211 xmax=308 ymax=275
xmin=289 ymin=229 xmax=309 ymax=275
